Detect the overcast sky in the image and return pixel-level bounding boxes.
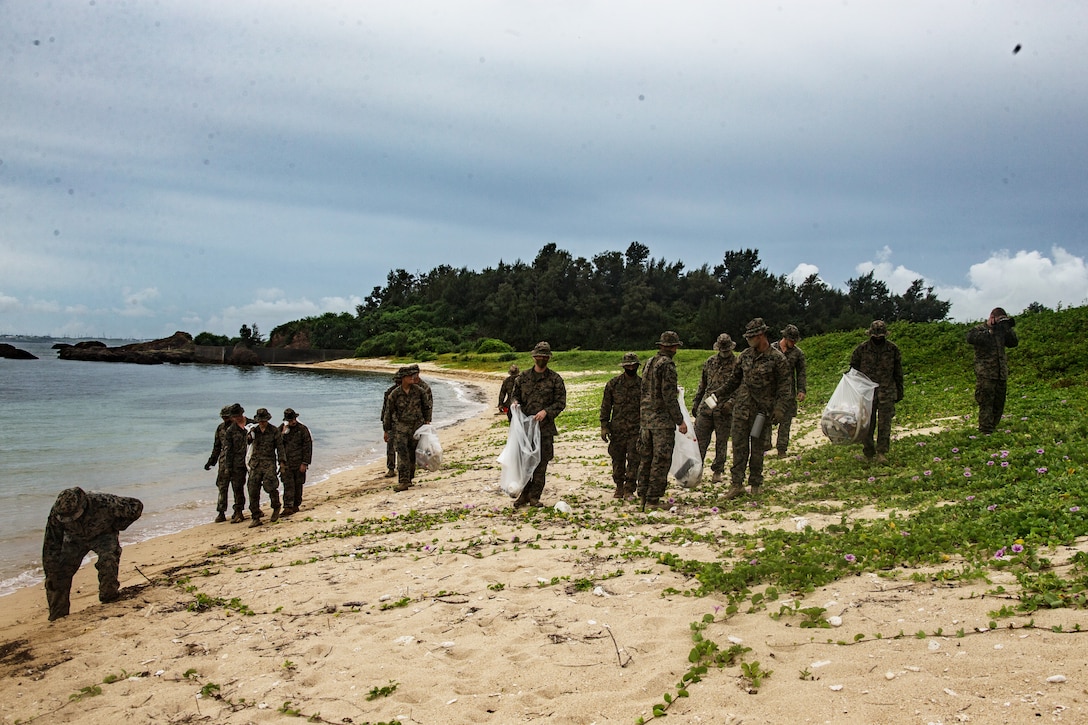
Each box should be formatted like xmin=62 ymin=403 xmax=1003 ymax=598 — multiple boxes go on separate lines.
xmin=2 ymin=1 xmax=1086 ymax=340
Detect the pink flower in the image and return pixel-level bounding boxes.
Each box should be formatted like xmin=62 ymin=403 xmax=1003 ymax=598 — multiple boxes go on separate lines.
xmin=1011 ymin=544 xmax=1024 ymax=553
xmin=844 ymin=554 xmax=856 ymax=563
xmin=994 ymin=548 xmax=1006 ymax=559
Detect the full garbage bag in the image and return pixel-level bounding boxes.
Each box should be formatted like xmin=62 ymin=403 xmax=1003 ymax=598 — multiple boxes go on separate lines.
xmin=670 ymin=387 xmax=704 ymax=488
xmin=821 ymin=368 xmax=879 ymax=444
xmin=497 ymin=404 xmax=541 ymax=498
xmin=413 ymin=424 xmax=443 ymax=471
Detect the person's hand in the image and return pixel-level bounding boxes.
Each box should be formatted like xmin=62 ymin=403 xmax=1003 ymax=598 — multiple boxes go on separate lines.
xmin=383 ymin=431 xmax=389 ymax=443
xmin=533 ymin=410 xmax=547 ymax=422
xmin=691 ymin=407 xmax=699 ymax=420
xmin=204 ymin=463 xmax=212 ymax=471
xmin=299 ymin=463 xmax=308 ymax=473
xmin=600 ymin=426 xmax=610 ymax=442
xmin=678 ymin=422 xmax=688 ymax=435
xmin=797 ymin=391 xmax=806 ymax=402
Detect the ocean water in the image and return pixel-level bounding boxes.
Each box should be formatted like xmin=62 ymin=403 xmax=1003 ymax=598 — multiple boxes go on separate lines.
xmin=0 ymin=341 xmax=486 ymax=596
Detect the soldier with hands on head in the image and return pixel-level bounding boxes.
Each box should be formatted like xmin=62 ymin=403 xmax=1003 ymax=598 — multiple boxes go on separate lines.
xmin=966 ymin=307 xmax=1018 ymax=434
xmin=279 ymin=408 xmax=312 ymax=516
xmin=636 ymin=331 xmax=687 ymax=509
xmin=383 ymin=366 xmax=433 ymax=492
xmin=43 ymin=487 xmax=143 ymax=621
xmin=850 ymin=320 xmax=904 ymax=464
xmin=770 ymin=324 xmax=807 ymax=458
xmin=692 ymin=333 xmax=737 ymax=484
xmin=246 ymin=407 xmax=286 ymax=527
xmin=600 ymin=353 xmax=642 ymax=499
xmin=714 ymin=318 xmax=791 ymax=500
xmin=511 ymin=342 xmax=567 ymax=508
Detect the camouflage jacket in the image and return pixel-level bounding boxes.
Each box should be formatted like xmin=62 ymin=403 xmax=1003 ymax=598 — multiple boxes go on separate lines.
xmin=692 ymin=352 xmax=736 ymax=413
xmin=640 ymin=352 xmax=684 ymax=430
xmin=220 ymin=421 xmax=249 ymax=471
xmin=383 ymin=383 xmax=433 ymax=436
xmin=850 ymin=339 xmax=904 ymax=404
xmin=966 ymin=321 xmax=1018 ymax=380
xmin=43 ymin=492 xmax=143 ymax=561
xmin=512 ymin=367 xmax=567 ymax=437
xmin=600 ymin=371 xmax=642 ymax=437
xmin=247 ymin=423 xmax=286 ymax=469
xmin=280 ymin=421 xmax=313 ymax=465
xmin=498 ymin=374 xmax=517 ymax=410
xmin=380 ymin=382 xmax=398 ymax=429
xmin=205 ymin=420 xmax=230 ymax=469
xmin=713 ymin=344 xmax=791 ymax=422
xmin=778 ymin=342 xmax=808 ymax=416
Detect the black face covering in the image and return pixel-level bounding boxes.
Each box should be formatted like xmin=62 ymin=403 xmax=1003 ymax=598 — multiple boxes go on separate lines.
xmin=624 ymin=366 xmax=638 ymax=377
xmin=871 ymin=336 xmax=886 ymax=345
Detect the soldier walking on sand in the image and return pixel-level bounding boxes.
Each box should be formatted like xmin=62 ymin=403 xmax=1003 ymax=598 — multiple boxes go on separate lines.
xmin=221 ymin=403 xmax=250 ymax=523
xmin=511 ymin=342 xmax=567 ymax=508
xmin=279 ymin=408 xmax=312 ymax=516
xmin=966 ymin=307 xmax=1018 ymax=434
xmin=850 ymin=320 xmax=904 ymax=465
xmin=770 ymin=324 xmax=807 ymax=458
xmin=204 ymin=404 xmax=235 ymax=522
xmin=381 ymin=370 xmax=404 ymax=478
xmin=636 ymin=331 xmax=687 ymax=509
xmin=43 ymin=487 xmax=143 ymax=621
xmin=383 ymin=366 xmax=433 ymax=492
xmin=247 ymin=407 xmax=286 ymax=527
xmin=692 ymin=333 xmax=737 ymax=484
xmin=714 ymin=318 xmax=791 ymax=500
xmin=600 ymin=353 xmax=642 ymax=499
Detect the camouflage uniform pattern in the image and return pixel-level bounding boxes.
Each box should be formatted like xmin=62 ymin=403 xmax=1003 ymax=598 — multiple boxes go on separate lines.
xmin=247 ymin=423 xmax=286 ymax=516
xmin=381 ymin=382 xmax=399 ymax=472
xmin=637 ymin=351 xmax=684 ymax=502
xmin=498 ymin=373 xmax=517 ymax=417
xmin=692 ymin=352 xmax=736 ymax=476
xmin=280 ymin=420 xmax=313 ymax=510
xmin=221 ymin=421 xmax=249 ymax=515
xmin=383 ymin=383 xmax=433 ymax=489
xmin=850 ymin=338 xmax=905 ymax=457
xmin=773 ymin=343 xmax=807 ymax=454
xmin=715 ymin=345 xmax=791 ymax=491
xmin=966 ymin=320 xmax=1019 ymax=433
xmin=43 ymin=491 xmax=144 ymax=621
xmin=206 ymin=419 xmax=232 ymax=514
xmin=511 ymin=367 xmax=567 ymax=503
xmin=600 ymin=370 xmax=642 ymax=494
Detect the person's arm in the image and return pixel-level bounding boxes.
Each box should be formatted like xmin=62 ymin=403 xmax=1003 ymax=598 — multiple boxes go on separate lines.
xmin=546 ymin=373 xmax=567 ymax=420
xmin=205 ymin=426 xmax=223 ymax=470
xmin=302 ymin=426 xmax=313 ymax=466
xmin=796 ymin=349 xmax=808 ymax=401
xmin=894 ymin=348 xmax=905 ymax=402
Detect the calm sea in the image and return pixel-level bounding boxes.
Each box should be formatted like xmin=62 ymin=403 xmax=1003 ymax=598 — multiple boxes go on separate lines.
xmin=0 ymin=340 xmax=486 ymax=596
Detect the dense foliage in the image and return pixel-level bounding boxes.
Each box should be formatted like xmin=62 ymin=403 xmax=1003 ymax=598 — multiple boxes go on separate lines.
xmin=260 ymin=243 xmax=952 ymax=356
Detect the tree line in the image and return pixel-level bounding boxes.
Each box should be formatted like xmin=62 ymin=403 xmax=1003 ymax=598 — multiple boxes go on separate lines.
xmin=254 ymin=243 xmax=951 ymax=357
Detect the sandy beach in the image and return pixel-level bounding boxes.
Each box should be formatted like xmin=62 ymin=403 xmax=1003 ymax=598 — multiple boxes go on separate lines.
xmin=1 ymin=360 xmax=1085 ymax=725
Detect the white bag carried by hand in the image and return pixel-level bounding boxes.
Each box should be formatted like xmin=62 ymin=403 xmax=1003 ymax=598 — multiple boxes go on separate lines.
xmin=413 ymin=424 xmax=443 ymax=471
xmin=497 ymin=404 xmax=541 ymax=498
xmin=820 ymin=368 xmax=879 ymax=444
xmin=670 ymin=386 xmax=704 ymax=488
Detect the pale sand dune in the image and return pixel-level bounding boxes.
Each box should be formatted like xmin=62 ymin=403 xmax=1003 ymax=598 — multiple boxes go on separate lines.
xmin=1 ymin=361 xmax=1084 ymax=724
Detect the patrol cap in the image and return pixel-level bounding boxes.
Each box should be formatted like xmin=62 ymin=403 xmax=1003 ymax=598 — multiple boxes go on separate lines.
xmin=531 ymin=341 xmax=552 ymax=358
xmin=219 ymin=404 xmax=233 ymax=418
xmin=54 ymin=487 xmax=88 ymax=524
xmin=621 ymin=352 xmax=640 ymax=367
xmin=227 ymin=403 xmax=245 ymax=417
xmin=254 ymin=408 xmax=272 ymax=422
xmin=867 ymin=320 xmax=888 ymax=337
xmin=656 ymin=331 xmax=682 ymax=347
xmin=282 ymin=408 xmax=298 ymax=420
xmin=713 ymin=333 xmax=736 ymax=352
xmin=742 ymin=318 xmax=769 ymax=339
xmin=781 ymin=324 xmax=801 ymax=341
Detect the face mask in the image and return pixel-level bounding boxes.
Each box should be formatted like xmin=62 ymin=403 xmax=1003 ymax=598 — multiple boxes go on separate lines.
xmin=872 ymin=336 xmax=886 ymax=345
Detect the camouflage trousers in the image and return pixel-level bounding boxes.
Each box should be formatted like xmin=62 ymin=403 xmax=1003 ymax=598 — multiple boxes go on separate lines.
xmin=219 ymin=465 xmax=247 ymax=514
xmin=44 ymin=532 xmax=122 ymax=621
xmin=694 ymin=408 xmax=732 ymax=474
xmin=393 ymin=431 xmax=419 ymax=487
xmin=386 ymin=437 xmax=397 ymax=472
xmin=607 ymin=431 xmax=640 ymax=493
xmin=974 ymin=377 xmax=1007 ymax=434
xmin=637 ymin=427 xmax=676 ymax=502
xmin=281 ymin=463 xmax=307 ymax=510
xmin=515 ymin=435 xmax=554 ymax=504
xmin=772 ymin=415 xmax=795 ymax=454
xmin=863 ymin=400 xmax=896 ymax=457
xmin=247 ymin=462 xmax=281 ymax=516
xmin=730 ymin=413 xmax=773 ymax=490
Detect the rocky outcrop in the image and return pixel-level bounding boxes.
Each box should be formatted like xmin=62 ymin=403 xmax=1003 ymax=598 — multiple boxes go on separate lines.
xmin=0 ymin=343 xmax=38 ymax=360
xmin=227 ymin=344 xmax=262 ymax=366
xmin=58 ymin=331 xmax=199 ymax=365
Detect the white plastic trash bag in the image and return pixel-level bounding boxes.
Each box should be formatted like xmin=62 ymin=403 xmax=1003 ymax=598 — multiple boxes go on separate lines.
xmin=670 ymin=386 xmax=704 ymax=488
xmin=497 ymin=404 xmax=541 ymax=498
xmin=413 ymin=424 xmax=443 ymax=471
xmin=821 ymin=368 xmax=879 ymax=444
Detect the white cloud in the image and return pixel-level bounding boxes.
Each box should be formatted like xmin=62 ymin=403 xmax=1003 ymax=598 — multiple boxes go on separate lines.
xmin=0 ymin=293 xmax=20 ymax=313
xmin=787 ymin=263 xmax=821 ymax=286
xmin=203 ymin=293 xmax=363 ymax=337
xmin=117 ymin=287 xmax=160 ymax=318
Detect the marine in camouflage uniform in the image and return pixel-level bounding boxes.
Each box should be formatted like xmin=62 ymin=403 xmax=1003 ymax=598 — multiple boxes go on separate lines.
xmin=713 ymin=319 xmax=791 ymax=499
xmin=381 ymin=371 xmax=404 ymax=477
xmin=498 ymin=364 xmax=519 ymax=421
xmin=966 ymin=307 xmax=1019 ymax=434
xmin=849 ymin=320 xmax=904 ymax=463
xmin=246 ymin=408 xmax=286 ymax=526
xmin=383 ymin=367 xmax=433 ymax=492
xmin=279 ymin=408 xmax=312 ymax=515
xmin=600 ymin=353 xmax=642 ymax=499
xmin=636 ymin=331 xmax=687 ymax=508
xmin=692 ymin=333 xmax=737 ymax=484
xmin=221 ymin=403 xmax=250 ymax=523
xmin=770 ymin=324 xmax=808 ymax=457
xmin=511 ymin=342 xmax=567 ymax=508
xmin=204 ymin=405 xmax=234 ymax=522
xmin=43 ymin=487 xmax=143 ymax=621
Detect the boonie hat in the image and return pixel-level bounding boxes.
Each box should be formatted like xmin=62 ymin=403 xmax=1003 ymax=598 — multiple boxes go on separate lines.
xmin=867 ymin=320 xmax=888 ymax=337
xmin=781 ymin=324 xmax=801 ymax=341
xmin=283 ymin=408 xmax=298 ymax=420
xmin=656 ymin=331 xmax=682 ymax=347
xmin=508 ymin=364 xmax=520 ymax=375
xmin=531 ymin=341 xmax=552 ymax=358
xmin=621 ymin=352 xmax=640 ymax=366
xmin=54 ymin=487 xmax=88 ymax=524
xmin=713 ymin=333 xmax=736 ymax=352
xmin=228 ymin=403 xmax=245 ymax=417
xmin=219 ymin=404 xmax=233 ymax=418
xmin=254 ymin=408 xmax=272 ymax=422
xmin=405 ymin=364 xmax=421 ymax=375
xmin=742 ymin=318 xmax=769 ymax=339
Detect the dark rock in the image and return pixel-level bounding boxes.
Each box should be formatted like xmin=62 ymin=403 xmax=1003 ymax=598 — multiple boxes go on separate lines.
xmin=73 ymin=340 xmax=108 ymax=349
xmin=228 ymin=345 xmax=262 ymax=366
xmin=0 ymin=343 xmax=38 ymax=360
xmin=59 ymin=331 xmax=198 ymax=364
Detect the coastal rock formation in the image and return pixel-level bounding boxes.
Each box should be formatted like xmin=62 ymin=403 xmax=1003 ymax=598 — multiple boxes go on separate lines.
xmin=0 ymin=343 xmax=38 ymax=360
xmin=227 ymin=344 xmax=262 ymax=366
xmin=58 ymin=332 xmax=198 ymax=365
